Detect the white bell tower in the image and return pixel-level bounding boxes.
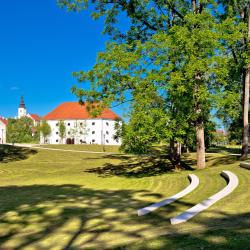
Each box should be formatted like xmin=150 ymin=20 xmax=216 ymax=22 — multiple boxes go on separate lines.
xmin=18 ymin=96 xmax=27 ymax=118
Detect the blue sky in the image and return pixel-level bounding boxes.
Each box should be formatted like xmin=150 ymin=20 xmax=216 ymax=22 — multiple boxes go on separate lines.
xmin=0 ymin=0 xmax=129 ymax=118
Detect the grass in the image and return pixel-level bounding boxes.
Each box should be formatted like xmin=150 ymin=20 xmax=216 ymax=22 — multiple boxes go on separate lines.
xmin=0 ymin=145 xmax=249 ymax=249
xmin=39 ymin=144 xmax=121 ymax=153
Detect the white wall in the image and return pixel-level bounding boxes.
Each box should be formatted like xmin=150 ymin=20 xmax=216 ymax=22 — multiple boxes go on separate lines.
xmin=41 ymin=119 xmax=121 ymax=145
xmin=18 ymin=107 xmax=27 ymax=119
xmin=0 ymin=121 xmax=6 ymax=144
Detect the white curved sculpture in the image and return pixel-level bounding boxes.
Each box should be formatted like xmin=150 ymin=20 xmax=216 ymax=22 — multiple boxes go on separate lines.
xmin=170 ymin=170 xmax=239 ymax=225
xmin=138 ymin=174 xmax=199 ymax=216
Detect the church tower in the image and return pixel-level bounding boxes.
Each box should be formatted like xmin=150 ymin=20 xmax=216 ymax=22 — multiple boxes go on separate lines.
xmin=18 ymin=96 xmax=27 ymax=118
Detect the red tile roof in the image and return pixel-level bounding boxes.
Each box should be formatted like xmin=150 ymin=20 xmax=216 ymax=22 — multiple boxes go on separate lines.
xmin=29 ymin=114 xmax=41 ymax=121
xmin=43 ymin=102 xmax=120 ymax=120
xmin=0 ymin=117 xmax=8 ymax=125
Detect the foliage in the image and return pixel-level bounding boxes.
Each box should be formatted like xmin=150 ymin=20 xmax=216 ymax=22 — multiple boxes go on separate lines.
xmin=70 ymin=14 xmax=240 ymax=152
xmin=120 ymin=91 xmax=168 ymax=154
xmin=211 ymin=131 xmax=228 ymax=146
xmin=6 ymin=117 xmax=34 ymax=144
xmin=59 ymin=0 xmax=245 ymax=166
xmin=58 ymin=120 xmax=66 ymax=143
xmin=69 ymin=121 xmax=89 ymax=144
xmin=39 ymin=121 xmax=51 ymax=143
xmin=216 ymin=0 xmax=250 ymax=156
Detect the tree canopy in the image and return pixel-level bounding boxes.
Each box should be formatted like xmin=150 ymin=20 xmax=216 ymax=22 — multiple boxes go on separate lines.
xmin=7 ymin=117 xmax=35 ymax=144
xmin=59 ymin=0 xmax=249 ymax=168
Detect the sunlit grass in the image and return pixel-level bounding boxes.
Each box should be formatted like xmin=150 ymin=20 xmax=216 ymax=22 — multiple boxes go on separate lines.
xmin=39 ymin=143 xmax=120 ymax=153
xmin=0 ymin=145 xmax=249 ymax=249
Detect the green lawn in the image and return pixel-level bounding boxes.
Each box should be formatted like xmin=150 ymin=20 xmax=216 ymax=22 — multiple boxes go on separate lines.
xmin=0 ymin=145 xmax=249 ymax=249
xmin=39 ymin=144 xmax=121 ymax=153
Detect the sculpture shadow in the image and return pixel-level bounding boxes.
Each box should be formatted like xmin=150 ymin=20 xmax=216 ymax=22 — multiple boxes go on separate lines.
xmin=0 ymin=145 xmax=37 ymax=163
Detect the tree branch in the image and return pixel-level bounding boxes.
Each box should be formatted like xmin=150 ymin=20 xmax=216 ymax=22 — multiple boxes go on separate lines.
xmin=111 ymin=98 xmax=134 ymax=108
xmin=164 ymin=0 xmax=184 ymax=20
xmin=230 ymin=46 xmax=238 ymax=64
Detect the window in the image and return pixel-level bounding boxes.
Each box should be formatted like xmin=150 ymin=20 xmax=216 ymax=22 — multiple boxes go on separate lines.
xmin=92 ymin=131 xmax=95 ymax=134
xmin=56 ymin=140 xmax=59 ymax=143
xmin=106 ymin=139 xmax=109 ymax=143
xmin=56 ymin=123 xmax=59 ymax=126
xmin=68 ymin=131 xmax=70 ymax=135
xmin=92 ymin=139 xmax=95 ymax=143
xmin=92 ymin=122 xmax=95 ymax=125
xmin=106 ymin=131 xmax=109 ymax=135
xmin=80 ymin=131 xmax=83 ymax=134
xmin=68 ymin=123 xmax=70 ymax=126
xmin=56 ymin=132 xmax=59 ymax=135
xmin=106 ymin=122 xmax=109 ymax=126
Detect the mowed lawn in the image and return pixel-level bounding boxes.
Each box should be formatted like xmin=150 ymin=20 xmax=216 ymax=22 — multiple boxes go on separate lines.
xmin=0 ymin=145 xmax=249 ymax=249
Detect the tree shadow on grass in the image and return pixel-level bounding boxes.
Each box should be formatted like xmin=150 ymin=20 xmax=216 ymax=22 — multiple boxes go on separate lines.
xmin=206 ymin=146 xmax=241 ymax=154
xmin=85 ymin=154 xmax=179 ymax=178
xmin=0 ymin=185 xmax=249 ymax=249
xmin=115 ymin=213 xmax=250 ymax=250
xmin=0 ymin=145 xmax=37 ymax=163
xmin=0 ymin=184 xmax=180 ymax=249
xmin=85 ymin=153 xmax=195 ymax=178
xmin=204 ymin=154 xmax=240 ymax=168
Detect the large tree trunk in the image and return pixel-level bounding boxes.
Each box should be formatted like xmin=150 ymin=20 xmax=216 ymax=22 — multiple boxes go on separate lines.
xmin=177 ymin=142 xmax=182 ymax=156
xmin=241 ymin=14 xmax=250 ymax=158
xmin=169 ymin=139 xmax=175 ymax=157
xmin=196 ymin=117 xmax=205 ymax=169
xmin=194 ymin=74 xmax=206 ymax=169
xmin=168 ymin=139 xmax=181 ymax=169
xmin=192 ymin=0 xmax=196 ymax=12
xmin=242 ymin=66 xmax=250 ymax=158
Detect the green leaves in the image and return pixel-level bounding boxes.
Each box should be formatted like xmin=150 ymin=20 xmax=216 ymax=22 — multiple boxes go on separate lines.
xmin=7 ymin=117 xmax=35 ymax=143
xmin=39 ymin=121 xmax=51 ymax=142
xmin=60 ymin=0 xmax=247 ymax=155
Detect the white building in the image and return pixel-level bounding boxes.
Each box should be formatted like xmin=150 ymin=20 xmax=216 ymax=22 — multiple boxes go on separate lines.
xmin=0 ymin=117 xmax=7 ymax=144
xmin=42 ymin=102 xmax=121 ymax=145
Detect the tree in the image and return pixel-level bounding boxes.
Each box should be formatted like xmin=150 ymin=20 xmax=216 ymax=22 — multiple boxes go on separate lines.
xmin=7 ymin=117 xmax=34 ymax=144
xmin=6 ymin=119 xmax=20 ymax=145
xmin=120 ymin=88 xmax=168 ymax=154
xmin=58 ymin=120 xmax=66 ymax=143
xmin=60 ymin=0 xmax=243 ymax=168
xmin=71 ymin=15 xmax=239 ymax=168
xmin=218 ymin=0 xmax=250 ymax=158
xmin=212 ymin=131 xmax=228 ymax=146
xmin=70 ymin=121 xmax=89 ymax=144
xmin=39 ymin=121 xmax=51 ymax=144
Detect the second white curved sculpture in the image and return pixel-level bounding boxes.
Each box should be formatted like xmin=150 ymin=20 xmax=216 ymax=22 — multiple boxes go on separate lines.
xmin=138 ymin=174 xmax=199 ymax=216
xmin=170 ymin=170 xmax=239 ymax=225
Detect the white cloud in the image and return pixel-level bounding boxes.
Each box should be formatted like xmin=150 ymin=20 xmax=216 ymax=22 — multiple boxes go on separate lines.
xmin=10 ymin=86 xmax=20 ymax=91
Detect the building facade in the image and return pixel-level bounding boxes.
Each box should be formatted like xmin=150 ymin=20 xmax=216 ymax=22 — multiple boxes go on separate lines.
xmin=42 ymin=102 xmax=121 ymax=145
xmin=0 ymin=117 xmax=7 ymax=144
